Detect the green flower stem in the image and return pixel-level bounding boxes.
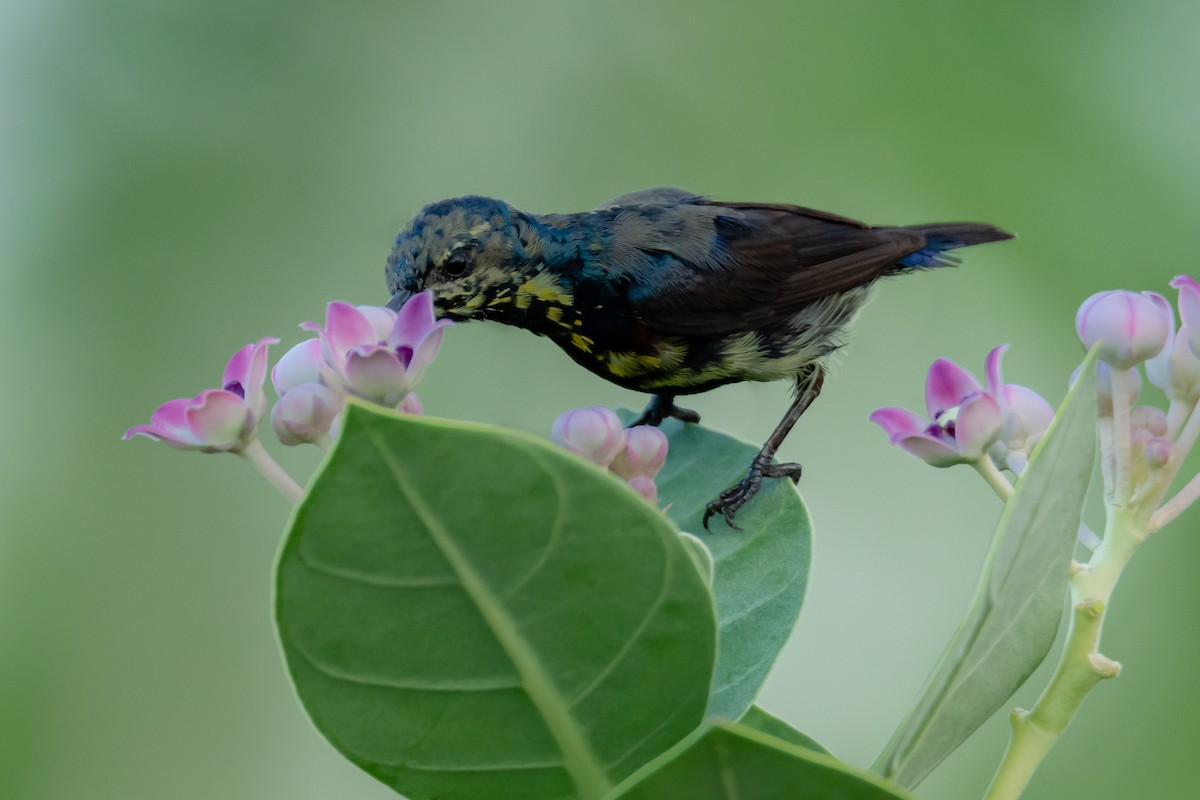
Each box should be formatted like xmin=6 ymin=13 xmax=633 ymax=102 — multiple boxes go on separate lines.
xmin=974 ymin=457 xmax=1015 ymax=502
xmin=238 ymin=438 xmax=304 ymax=504
xmin=981 ymin=505 xmax=1144 ymax=800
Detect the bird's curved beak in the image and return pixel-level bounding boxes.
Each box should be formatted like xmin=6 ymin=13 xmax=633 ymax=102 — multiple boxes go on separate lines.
xmin=386 ymin=289 xmax=412 ymax=312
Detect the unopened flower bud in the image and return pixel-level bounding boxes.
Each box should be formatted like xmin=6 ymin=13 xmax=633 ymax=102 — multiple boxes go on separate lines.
xmin=397 ymin=392 xmax=423 ymax=416
xmin=626 ymin=476 xmax=659 ymax=505
xmin=1076 ymin=290 xmax=1171 ymax=368
xmin=273 ymin=339 xmax=335 ymax=396
xmin=610 ymin=425 xmax=669 ymax=480
xmin=551 ymin=406 xmax=625 ymax=467
xmin=1130 ymin=405 xmax=1168 ymax=438
xmin=271 ymin=383 xmax=340 ymax=446
xmin=1144 ymin=437 xmax=1173 ymax=469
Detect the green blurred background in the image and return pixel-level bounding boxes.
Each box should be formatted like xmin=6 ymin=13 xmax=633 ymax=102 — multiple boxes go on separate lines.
xmin=4 ymin=1 xmax=1199 ymax=798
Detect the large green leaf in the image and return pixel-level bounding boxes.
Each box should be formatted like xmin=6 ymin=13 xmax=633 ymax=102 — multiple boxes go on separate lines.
xmin=873 ymin=349 xmax=1100 ymax=787
xmin=275 ymin=404 xmax=717 ymax=800
xmin=618 ymin=410 xmax=813 ymax=721
xmin=607 ymin=721 xmax=914 ymax=800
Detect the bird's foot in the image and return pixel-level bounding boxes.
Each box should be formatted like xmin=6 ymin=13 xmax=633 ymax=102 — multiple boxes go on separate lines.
xmin=703 ymin=453 xmax=802 ymax=531
xmin=632 ymin=395 xmax=701 ymax=427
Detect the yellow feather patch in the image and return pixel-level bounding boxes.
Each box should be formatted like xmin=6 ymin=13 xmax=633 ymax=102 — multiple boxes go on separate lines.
xmin=570 ymin=333 xmax=594 ymax=353
xmin=517 ymin=272 xmax=574 ymax=307
xmin=603 ymin=351 xmax=662 ymax=378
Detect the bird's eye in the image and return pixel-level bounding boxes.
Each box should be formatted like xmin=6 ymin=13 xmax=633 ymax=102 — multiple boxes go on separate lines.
xmin=444 ymin=247 xmax=471 ymax=278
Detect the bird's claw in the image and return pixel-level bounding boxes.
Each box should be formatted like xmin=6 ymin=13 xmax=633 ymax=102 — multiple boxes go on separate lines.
xmin=702 ymin=459 xmax=803 ymax=530
xmin=632 ymin=396 xmax=701 ymax=427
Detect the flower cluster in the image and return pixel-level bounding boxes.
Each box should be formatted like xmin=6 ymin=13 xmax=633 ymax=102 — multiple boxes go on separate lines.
xmin=1074 ymin=280 xmax=1200 ymax=530
xmin=869 ymin=345 xmax=1054 ymax=476
xmin=123 ymin=337 xmax=279 ymax=453
xmin=124 ymin=293 xmax=450 ymax=501
xmin=872 ymin=276 xmax=1200 ymax=536
xmin=276 ymin=294 xmax=449 ymax=445
xmin=550 ymin=406 xmax=669 ymax=505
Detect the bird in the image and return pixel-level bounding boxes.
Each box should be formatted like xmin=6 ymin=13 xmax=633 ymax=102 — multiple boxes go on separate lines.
xmin=383 ymin=188 xmax=1012 ymax=528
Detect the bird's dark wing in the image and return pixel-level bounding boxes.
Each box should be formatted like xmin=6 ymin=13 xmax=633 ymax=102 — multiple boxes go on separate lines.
xmin=616 ymin=199 xmax=924 ymax=337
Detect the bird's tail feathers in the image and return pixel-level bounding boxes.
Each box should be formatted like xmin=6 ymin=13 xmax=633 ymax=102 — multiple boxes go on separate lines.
xmin=893 ymin=222 xmax=1014 ymax=269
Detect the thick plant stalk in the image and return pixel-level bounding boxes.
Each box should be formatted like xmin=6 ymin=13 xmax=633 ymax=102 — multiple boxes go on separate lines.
xmin=981 ymin=505 xmax=1144 ymax=800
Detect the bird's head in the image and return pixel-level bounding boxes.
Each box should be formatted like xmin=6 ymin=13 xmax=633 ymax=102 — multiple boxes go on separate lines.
xmin=385 ymin=196 xmax=531 ymax=320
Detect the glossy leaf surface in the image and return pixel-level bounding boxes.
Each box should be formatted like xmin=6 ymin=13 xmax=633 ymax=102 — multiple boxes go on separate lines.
xmin=619 ymin=410 xmax=813 ymax=721
xmin=276 ymin=404 xmax=717 ymax=800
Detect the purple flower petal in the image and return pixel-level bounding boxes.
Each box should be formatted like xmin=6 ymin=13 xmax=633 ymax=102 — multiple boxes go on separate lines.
xmin=954 ymin=391 xmax=1004 ymax=459
xmin=404 ymin=326 xmax=449 ymax=385
xmin=391 ymin=291 xmax=439 ymax=347
xmin=356 ymin=305 xmax=398 ymax=343
xmin=868 ymin=407 xmax=930 ymax=441
xmin=149 ymin=397 xmax=192 ymax=430
xmin=894 ymin=433 xmax=967 ymax=467
xmin=183 ymin=389 xmax=253 ymax=451
xmin=1001 ymin=384 xmax=1055 ymax=443
xmin=1172 ymin=276 xmax=1200 ymax=358
xmin=322 ymin=302 xmax=378 ymax=359
xmin=237 ymin=337 xmax=277 ymax=419
xmin=984 ymin=344 xmax=1010 ymax=398
xmin=925 ymin=358 xmax=982 ymax=420
xmin=342 ymin=346 xmax=410 ymax=406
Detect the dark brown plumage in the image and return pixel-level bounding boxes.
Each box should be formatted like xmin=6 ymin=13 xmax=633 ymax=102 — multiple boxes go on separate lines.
xmin=384 ymin=189 xmax=1013 ymax=526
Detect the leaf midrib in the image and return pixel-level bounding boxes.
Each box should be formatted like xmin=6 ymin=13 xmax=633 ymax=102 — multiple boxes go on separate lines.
xmin=363 ymin=419 xmax=614 ymax=800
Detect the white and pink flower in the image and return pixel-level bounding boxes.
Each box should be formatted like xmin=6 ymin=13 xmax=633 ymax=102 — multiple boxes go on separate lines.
xmin=124 ymin=337 xmax=277 ymax=453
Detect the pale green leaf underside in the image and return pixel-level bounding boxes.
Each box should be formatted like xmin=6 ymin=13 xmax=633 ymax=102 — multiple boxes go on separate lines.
xmin=618 ymin=409 xmax=813 ymax=721
xmin=608 ymin=721 xmax=914 ymax=800
xmin=739 ymin=705 xmax=832 ymax=755
xmin=276 ymin=404 xmax=717 ymax=800
xmin=874 ymin=349 xmax=1100 ymax=788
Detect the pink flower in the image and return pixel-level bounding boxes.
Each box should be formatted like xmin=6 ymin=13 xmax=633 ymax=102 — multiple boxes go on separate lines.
xmin=271 ymin=383 xmax=341 ymax=446
xmin=272 ymin=339 xmax=337 ymax=397
xmin=301 ymin=292 xmax=452 ymax=407
xmin=551 ymin=406 xmax=626 ymax=467
xmin=1076 ymin=290 xmax=1171 ymax=369
xmin=1144 ymin=279 xmax=1200 ymax=403
xmin=984 ymin=345 xmax=1055 ymax=470
xmin=1171 ymin=275 xmax=1200 ymax=357
xmin=870 ymin=356 xmax=1004 ymax=467
xmin=124 ymin=338 xmax=277 ymax=452
xmin=610 ymin=425 xmax=669 ymax=480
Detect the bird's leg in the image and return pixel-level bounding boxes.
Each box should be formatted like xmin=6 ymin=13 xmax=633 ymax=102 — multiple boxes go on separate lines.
xmin=704 ymin=369 xmax=826 ymax=530
xmin=631 ymin=393 xmax=701 ymax=427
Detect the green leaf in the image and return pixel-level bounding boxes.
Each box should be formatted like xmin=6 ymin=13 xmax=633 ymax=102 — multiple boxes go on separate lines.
xmin=618 ymin=410 xmax=813 ymax=721
xmin=607 ymin=721 xmax=915 ymax=800
xmin=738 ymin=705 xmax=832 ymax=755
xmin=275 ymin=404 xmax=717 ymax=800
xmin=873 ymin=349 xmax=1100 ymax=788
